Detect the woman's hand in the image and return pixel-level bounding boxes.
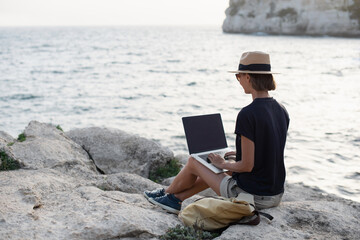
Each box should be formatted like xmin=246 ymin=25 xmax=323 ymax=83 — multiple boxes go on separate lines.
xmin=209 ymin=136 xmax=254 ymax=173
xmin=207 ymin=153 xmax=226 ymax=169
xmin=224 ymin=151 xmax=236 ymax=160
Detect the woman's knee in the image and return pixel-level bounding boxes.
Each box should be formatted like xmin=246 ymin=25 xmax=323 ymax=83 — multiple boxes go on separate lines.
xmin=187 ymin=156 xmax=197 ymax=164
xmin=184 ymin=156 xmax=195 ymax=166
xmin=186 ymin=156 xmax=202 ymax=169
xmin=183 ymin=157 xmax=203 ymax=175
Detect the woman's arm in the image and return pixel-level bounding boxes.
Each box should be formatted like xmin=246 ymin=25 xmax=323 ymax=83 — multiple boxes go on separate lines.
xmin=208 ymin=135 xmax=254 ymax=173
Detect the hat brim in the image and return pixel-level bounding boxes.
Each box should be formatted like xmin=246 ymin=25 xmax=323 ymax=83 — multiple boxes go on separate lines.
xmin=228 ymin=70 xmax=280 ymax=74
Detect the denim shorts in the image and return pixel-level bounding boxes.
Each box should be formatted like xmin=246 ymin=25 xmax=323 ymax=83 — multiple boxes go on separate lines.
xmin=220 ymin=175 xmax=283 ymax=210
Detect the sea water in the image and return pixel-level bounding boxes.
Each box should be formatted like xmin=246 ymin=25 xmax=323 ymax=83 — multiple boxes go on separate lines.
xmin=0 ymin=26 xmax=359 ymax=202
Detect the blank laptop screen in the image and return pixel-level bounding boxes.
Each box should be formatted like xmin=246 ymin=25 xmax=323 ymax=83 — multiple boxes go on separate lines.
xmin=182 ymin=113 xmax=228 ymax=154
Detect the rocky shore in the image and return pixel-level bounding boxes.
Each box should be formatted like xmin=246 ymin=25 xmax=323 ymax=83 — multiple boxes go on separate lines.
xmin=223 ymin=0 xmax=360 ymax=37
xmin=1 ymin=121 xmax=359 ymax=239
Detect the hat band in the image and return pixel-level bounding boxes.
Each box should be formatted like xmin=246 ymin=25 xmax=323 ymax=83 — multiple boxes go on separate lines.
xmin=238 ymin=63 xmax=271 ymax=72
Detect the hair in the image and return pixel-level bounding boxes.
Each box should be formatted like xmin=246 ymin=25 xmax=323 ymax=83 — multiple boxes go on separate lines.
xmin=247 ymin=73 xmax=276 ymax=91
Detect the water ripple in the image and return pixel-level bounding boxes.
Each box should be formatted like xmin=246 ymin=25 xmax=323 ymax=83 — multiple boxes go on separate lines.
xmin=0 ymin=94 xmax=42 ymax=101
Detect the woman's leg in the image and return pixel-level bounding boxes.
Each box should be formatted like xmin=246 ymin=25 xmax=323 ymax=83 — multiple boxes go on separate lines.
xmin=165 ymin=157 xmax=227 ymax=201
xmin=170 ymin=177 xmax=208 ymax=201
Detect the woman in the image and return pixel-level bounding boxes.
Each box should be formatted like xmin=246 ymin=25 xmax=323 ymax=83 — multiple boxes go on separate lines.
xmin=144 ymin=51 xmax=290 ymax=214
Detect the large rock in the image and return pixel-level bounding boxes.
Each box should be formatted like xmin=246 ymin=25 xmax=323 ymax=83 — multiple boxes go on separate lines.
xmin=5 ymin=121 xmax=97 ymax=175
xmin=0 ymin=169 xmax=179 ymax=240
xmin=223 ymin=0 xmax=360 ymax=37
xmin=0 ymin=122 xmax=187 ymax=239
xmin=67 ymin=127 xmax=174 ymax=177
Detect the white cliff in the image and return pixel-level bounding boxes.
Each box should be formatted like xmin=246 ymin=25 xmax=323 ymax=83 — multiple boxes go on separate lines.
xmin=223 ymin=0 xmax=360 ymax=37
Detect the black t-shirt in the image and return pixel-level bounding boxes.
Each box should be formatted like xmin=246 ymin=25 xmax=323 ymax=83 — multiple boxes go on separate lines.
xmin=232 ymin=97 xmax=289 ymax=196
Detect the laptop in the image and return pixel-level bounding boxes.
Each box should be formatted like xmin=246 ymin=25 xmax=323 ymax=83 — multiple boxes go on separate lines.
xmin=182 ymin=113 xmax=232 ymax=173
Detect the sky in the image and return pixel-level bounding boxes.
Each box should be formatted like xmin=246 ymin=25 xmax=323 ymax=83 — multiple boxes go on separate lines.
xmin=0 ymin=0 xmax=229 ymax=26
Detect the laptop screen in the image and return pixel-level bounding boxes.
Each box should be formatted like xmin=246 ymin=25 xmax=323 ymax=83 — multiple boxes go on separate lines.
xmin=182 ymin=113 xmax=228 ymax=154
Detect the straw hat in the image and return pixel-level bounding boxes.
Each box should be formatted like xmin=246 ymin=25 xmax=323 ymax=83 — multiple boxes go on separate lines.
xmin=229 ymin=51 xmax=279 ymax=74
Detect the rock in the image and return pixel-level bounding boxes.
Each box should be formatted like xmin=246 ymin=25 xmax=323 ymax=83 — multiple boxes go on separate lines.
xmin=0 ymin=130 xmax=14 ymax=143
xmin=1 ymin=121 xmax=359 ymax=240
xmin=95 ymin=172 xmax=164 ymax=193
xmin=218 ymin=183 xmax=360 ymax=240
xmin=0 ymin=169 xmax=179 ymax=240
xmin=5 ymin=121 xmax=97 ymax=174
xmin=0 ymin=122 xmax=181 ymax=239
xmin=223 ymin=0 xmax=360 ymax=37
xmin=0 ymin=131 xmax=14 ymax=151
xmin=66 ymin=127 xmax=174 ymax=177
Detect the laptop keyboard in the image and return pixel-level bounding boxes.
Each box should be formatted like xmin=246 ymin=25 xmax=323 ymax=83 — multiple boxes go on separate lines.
xmin=198 ymin=152 xmax=225 ymax=163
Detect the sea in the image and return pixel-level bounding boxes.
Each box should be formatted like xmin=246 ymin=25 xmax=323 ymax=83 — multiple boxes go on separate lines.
xmin=0 ymin=26 xmax=359 ymax=203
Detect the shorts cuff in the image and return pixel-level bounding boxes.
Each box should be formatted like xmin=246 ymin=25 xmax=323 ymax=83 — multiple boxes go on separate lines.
xmin=219 ymin=175 xmax=232 ymax=197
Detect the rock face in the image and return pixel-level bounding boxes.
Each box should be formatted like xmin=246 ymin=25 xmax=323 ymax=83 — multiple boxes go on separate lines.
xmin=0 ymin=122 xmax=178 ymax=239
xmin=0 ymin=169 xmax=179 ymax=240
xmin=67 ymin=127 xmax=174 ymax=177
xmin=1 ymin=121 xmax=360 ymax=240
xmin=220 ymin=183 xmax=360 ymax=240
xmin=223 ymin=0 xmax=360 ymax=37
xmin=10 ymin=121 xmax=97 ymax=173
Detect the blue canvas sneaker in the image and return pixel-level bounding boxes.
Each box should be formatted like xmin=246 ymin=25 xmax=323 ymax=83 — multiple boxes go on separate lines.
xmin=143 ymin=188 xmax=165 ymax=200
xmin=148 ymin=193 xmax=182 ymax=214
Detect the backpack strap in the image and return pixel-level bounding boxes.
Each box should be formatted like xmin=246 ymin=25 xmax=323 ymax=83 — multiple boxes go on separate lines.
xmin=259 ymin=211 xmax=274 ymax=221
xmin=235 ymin=204 xmax=274 ymax=226
xmin=237 ymin=211 xmax=261 ymax=225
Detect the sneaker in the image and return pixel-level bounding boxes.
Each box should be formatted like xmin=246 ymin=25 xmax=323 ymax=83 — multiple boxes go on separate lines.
xmin=143 ymin=188 xmax=165 ymax=200
xmin=148 ymin=194 xmax=182 ymax=214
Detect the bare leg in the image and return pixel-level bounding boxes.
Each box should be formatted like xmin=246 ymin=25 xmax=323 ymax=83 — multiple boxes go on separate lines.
xmin=165 ymin=157 xmax=227 ymax=201
xmin=173 ymin=177 xmax=208 ymax=201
